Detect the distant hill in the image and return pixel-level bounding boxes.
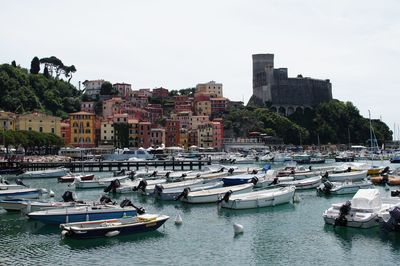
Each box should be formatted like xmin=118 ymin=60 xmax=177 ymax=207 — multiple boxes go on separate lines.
xmin=0 ymin=62 xmax=81 ymax=119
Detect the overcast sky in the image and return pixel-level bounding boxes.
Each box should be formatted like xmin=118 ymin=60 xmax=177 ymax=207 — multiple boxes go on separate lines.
xmin=1 ymin=0 xmax=399 ymax=136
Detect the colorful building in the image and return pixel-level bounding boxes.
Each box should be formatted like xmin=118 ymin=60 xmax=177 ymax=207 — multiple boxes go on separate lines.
xmin=190 ymin=115 xmax=209 ymax=130
xmin=0 ymin=111 xmax=16 ymax=131
xmin=113 ymin=83 xmax=132 ymax=99
xmin=80 ymin=101 xmax=95 ymax=113
xmin=83 ymin=79 xmax=105 ymax=99
xmin=174 ymin=96 xmax=193 ymax=113
xmin=212 ymin=121 xmax=223 ymax=150
xmin=210 ymin=97 xmax=227 ymax=116
xmin=69 ymin=112 xmax=95 ymax=147
xmin=195 ymin=81 xmax=223 ymax=97
xmin=194 ymin=94 xmax=211 ymax=116
xmin=103 ymin=97 xmax=124 ymax=118
xmin=60 ymin=120 xmax=71 ymax=146
xmin=138 ymin=121 xmax=151 ymax=148
xmin=152 ymin=87 xmax=169 ymax=98
xmin=128 ymin=119 xmax=139 ymax=147
xmin=198 ymin=123 xmax=214 ymax=148
xmin=16 ymin=112 xmax=61 ymax=136
xmin=165 ymin=120 xmax=180 ymax=147
xmin=150 ymin=128 xmax=165 ymax=147
xmin=100 ymin=118 xmax=114 ymax=146
xmin=171 ymin=111 xmax=192 ymax=129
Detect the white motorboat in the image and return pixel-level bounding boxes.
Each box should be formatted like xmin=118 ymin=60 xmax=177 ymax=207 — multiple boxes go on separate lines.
xmin=325 ymin=170 xmax=368 ymax=182
xmin=317 ymin=180 xmax=373 ymax=195
xmin=323 ymin=189 xmax=400 ymax=228
xmin=143 ymin=179 xmax=204 ymax=195
xmin=72 ymin=175 xmax=129 ymax=189
xmin=180 ymin=183 xmax=254 ymax=204
xmin=0 ymin=178 xmax=28 ymax=190
xmin=17 ymin=168 xmax=70 ymax=179
xmin=155 ymin=181 xmax=224 ymax=201
xmin=114 ymin=179 xmax=166 ymax=194
xmin=278 ymin=175 xmax=321 ymax=190
xmin=0 ymin=188 xmax=43 ymax=199
xmin=220 ymin=186 xmax=296 ymax=209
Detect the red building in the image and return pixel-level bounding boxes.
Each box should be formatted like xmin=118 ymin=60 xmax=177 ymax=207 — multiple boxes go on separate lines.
xmin=174 ymin=95 xmax=193 ymax=113
xmin=145 ymin=104 xmax=163 ymax=124
xmin=211 ymin=97 xmax=227 ymax=116
xmin=137 ymin=121 xmax=151 ymax=148
xmin=60 ymin=120 xmax=71 ymax=146
xmin=153 ymin=87 xmax=169 ymax=98
xmin=212 ymin=121 xmax=223 ymax=150
xmin=165 ymin=120 xmax=180 ymax=147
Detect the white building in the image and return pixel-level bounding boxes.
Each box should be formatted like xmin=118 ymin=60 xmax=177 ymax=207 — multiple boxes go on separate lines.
xmin=83 ymin=80 xmax=105 ymax=98
xmin=195 ymin=81 xmax=223 ymax=98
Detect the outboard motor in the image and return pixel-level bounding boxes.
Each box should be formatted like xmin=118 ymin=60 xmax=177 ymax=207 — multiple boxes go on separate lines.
xmin=15 ymin=179 xmax=27 ymax=187
xmin=133 ymin=180 xmax=148 ymax=192
xmin=175 ymin=187 xmax=191 ymax=201
xmin=382 ymin=173 xmax=389 ymax=184
xmin=381 ymin=207 xmax=400 ymax=232
xmin=250 ymin=176 xmax=259 ymax=185
xmin=334 ymin=201 xmax=351 ymax=227
xmin=347 ymin=167 xmax=352 ymax=173
xmin=149 ymin=171 xmax=157 ymax=178
xmin=218 ymin=190 xmax=233 ymax=203
xmin=228 ymin=168 xmax=234 ymax=175
xmin=62 ymin=191 xmax=76 ymax=202
xmin=309 ymin=166 xmax=312 ymax=171
xmin=104 ymin=179 xmax=121 ymax=193
xmin=120 ymin=199 xmax=145 ymax=214
xmin=99 ymin=195 xmax=113 ymax=204
xmin=154 ymin=184 xmax=164 ymax=197
xmin=318 ymin=181 xmax=333 ymax=195
xmin=391 ymin=190 xmax=400 ymax=197
xmin=1 ymin=178 xmax=9 ymax=185
xmin=381 ymin=166 xmax=390 ymax=176
xmin=129 ymin=171 xmax=136 ymax=181
xmin=250 ymin=169 xmax=258 ymax=175
xmin=322 ymin=172 xmax=329 ymax=181
xmin=268 ymin=177 xmax=279 ymax=186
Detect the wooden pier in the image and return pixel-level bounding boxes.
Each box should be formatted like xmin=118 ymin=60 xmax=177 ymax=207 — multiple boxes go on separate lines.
xmin=17 ymin=159 xmax=211 ymax=172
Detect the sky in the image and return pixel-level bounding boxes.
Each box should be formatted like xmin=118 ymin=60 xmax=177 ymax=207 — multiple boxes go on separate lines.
xmin=1 ymin=0 xmax=399 ymax=136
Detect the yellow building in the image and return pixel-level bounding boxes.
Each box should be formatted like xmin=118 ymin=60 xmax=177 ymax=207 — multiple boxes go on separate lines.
xmin=198 ymin=123 xmax=214 ymax=148
xmin=195 ymin=81 xmax=223 ymax=97
xmin=16 ymin=112 xmax=61 ymax=136
xmin=128 ymin=119 xmax=139 ymax=147
xmin=0 ymin=111 xmax=16 ymax=131
xmin=190 ymin=115 xmax=209 ymax=130
xmin=69 ymin=112 xmax=95 ymax=147
xmin=195 ymin=100 xmax=211 ymax=116
xmin=100 ymin=118 xmax=114 ymax=146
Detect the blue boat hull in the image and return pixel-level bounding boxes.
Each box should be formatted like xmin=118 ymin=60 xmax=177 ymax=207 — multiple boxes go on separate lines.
xmin=29 ymin=210 xmax=137 ymax=224
xmin=64 ymin=219 xmax=167 ymax=239
xmin=0 ymin=190 xmax=41 ymax=200
xmin=222 ymin=178 xmax=251 ymax=186
xmin=390 ymin=158 xmax=400 ymax=163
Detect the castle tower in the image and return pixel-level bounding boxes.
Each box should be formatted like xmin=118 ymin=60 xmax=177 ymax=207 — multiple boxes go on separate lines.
xmin=252 ymin=54 xmax=274 ymax=103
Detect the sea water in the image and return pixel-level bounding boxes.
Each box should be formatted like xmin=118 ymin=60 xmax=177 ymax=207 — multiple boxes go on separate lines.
xmin=1 ymin=161 xmax=400 ymax=266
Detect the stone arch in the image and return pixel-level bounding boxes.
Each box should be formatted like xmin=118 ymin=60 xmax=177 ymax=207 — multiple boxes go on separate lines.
xmin=287 ymin=106 xmax=295 ymax=116
xmin=295 ymin=106 xmax=304 ymax=114
xmin=278 ymin=106 xmax=286 ymax=116
xmin=270 ymin=106 xmax=277 ymax=113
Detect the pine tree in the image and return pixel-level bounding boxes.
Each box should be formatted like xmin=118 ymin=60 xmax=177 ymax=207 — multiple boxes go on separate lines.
xmin=11 ymin=61 xmax=16 ymax=67
xmin=30 ymin=57 xmax=40 ymax=74
xmin=43 ymin=66 xmax=50 ymax=78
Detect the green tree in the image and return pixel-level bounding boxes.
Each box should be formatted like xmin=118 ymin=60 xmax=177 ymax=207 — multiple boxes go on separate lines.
xmin=43 ymin=66 xmax=50 ymax=78
xmin=100 ymin=82 xmax=117 ymax=95
xmin=30 ymin=57 xmax=40 ymax=74
xmin=11 ymin=61 xmax=16 ymax=67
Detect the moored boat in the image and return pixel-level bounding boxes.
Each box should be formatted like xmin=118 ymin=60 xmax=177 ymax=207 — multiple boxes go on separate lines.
xmin=0 ymin=188 xmax=43 ymax=200
xmin=323 ymin=189 xmax=400 ymax=228
xmin=72 ymin=175 xmax=129 ymax=189
xmin=17 ymin=168 xmax=70 ymax=179
xmin=317 ymin=180 xmax=373 ymax=195
xmin=144 ymin=179 xmax=204 ymax=195
xmin=155 ymin=181 xmax=224 ymax=201
xmin=58 ymin=173 xmax=95 ymax=183
xmin=60 ymin=214 xmax=169 ymax=239
xmin=222 ymin=174 xmax=265 ymax=186
xmin=220 ymin=186 xmax=296 ymax=209
xmin=278 ymin=175 xmax=321 ymax=190
xmin=325 ymin=170 xmax=368 ymax=182
xmin=180 ymin=183 xmax=254 ymax=204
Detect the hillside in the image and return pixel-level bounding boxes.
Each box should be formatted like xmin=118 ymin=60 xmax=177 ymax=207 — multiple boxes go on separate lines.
xmin=0 ymin=61 xmax=81 ymax=118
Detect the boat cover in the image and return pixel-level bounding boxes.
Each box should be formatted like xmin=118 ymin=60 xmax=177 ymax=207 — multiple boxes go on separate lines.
xmin=351 ymin=189 xmax=381 ymax=209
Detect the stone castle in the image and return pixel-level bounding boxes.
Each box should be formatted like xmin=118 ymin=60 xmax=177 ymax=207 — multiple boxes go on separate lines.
xmin=248 ymin=54 xmax=332 ymax=115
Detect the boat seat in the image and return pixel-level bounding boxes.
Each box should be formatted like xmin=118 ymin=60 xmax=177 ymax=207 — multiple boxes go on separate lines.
xmin=137 ymin=214 xmax=158 ymax=222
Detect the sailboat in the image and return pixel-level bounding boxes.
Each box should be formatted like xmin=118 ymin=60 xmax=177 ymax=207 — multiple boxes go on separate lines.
xmin=367 ymin=110 xmax=384 ymax=175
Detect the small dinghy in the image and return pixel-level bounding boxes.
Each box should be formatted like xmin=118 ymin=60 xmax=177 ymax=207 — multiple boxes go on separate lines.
xmin=325 ymin=170 xmax=368 ymax=182
xmin=17 ymin=168 xmax=70 ymax=179
xmin=58 ymin=173 xmax=95 ymax=183
xmin=278 ymin=175 xmax=321 ymax=190
xmin=317 ymin=180 xmax=373 ymax=195
xmin=180 ymin=183 xmax=254 ymax=204
xmin=28 ymin=198 xmax=145 ymax=224
xmin=0 ymin=188 xmax=43 ymax=200
xmin=323 ymin=189 xmax=400 ymax=228
xmin=155 ymin=181 xmax=224 ymax=201
xmin=143 ymin=179 xmax=204 ymax=195
xmin=220 ymin=186 xmax=296 ymax=209
xmin=115 ymin=179 xmax=166 ymax=194
xmin=0 ymin=191 xmax=87 ymax=213
xmin=60 ymin=214 xmax=169 ymax=239
xmin=72 ymin=175 xmax=129 ymax=189
xmin=0 ymin=178 xmax=29 ymax=190
xmin=222 ymin=174 xmax=265 ymax=186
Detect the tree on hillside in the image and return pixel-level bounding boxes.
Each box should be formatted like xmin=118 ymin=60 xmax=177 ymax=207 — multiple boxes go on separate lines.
xmin=100 ymin=82 xmax=118 ymax=95
xmin=11 ymin=61 xmax=16 ymax=67
xmin=43 ymin=66 xmax=50 ymax=78
xmin=39 ymin=56 xmax=77 ymax=83
xmin=30 ymin=57 xmax=40 ymax=74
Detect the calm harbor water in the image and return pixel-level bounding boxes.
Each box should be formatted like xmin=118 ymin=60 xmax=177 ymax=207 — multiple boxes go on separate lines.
xmin=1 ymin=161 xmax=400 ymax=266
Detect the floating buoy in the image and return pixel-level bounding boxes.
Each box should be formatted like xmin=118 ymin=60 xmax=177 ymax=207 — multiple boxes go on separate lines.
xmin=175 ymin=213 xmax=183 ymax=225
xmin=293 ymin=194 xmax=301 ymax=203
xmin=233 ymin=223 xmax=244 ymax=235
xmin=105 ymin=230 xmax=120 ymax=237
xmin=49 ymin=190 xmax=55 ymax=197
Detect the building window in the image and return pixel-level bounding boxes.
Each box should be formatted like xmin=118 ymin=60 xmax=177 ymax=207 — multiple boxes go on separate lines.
xmin=28 ymin=127 xmax=32 ymax=131
xmin=51 ymin=128 xmax=55 ymax=134
xmin=39 ymin=127 xmax=43 ymax=132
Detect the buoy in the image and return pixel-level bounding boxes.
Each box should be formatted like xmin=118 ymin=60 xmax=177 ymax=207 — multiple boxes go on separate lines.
xmin=233 ymin=223 xmax=244 ymax=235
xmin=105 ymin=230 xmax=120 ymax=237
xmin=293 ymin=194 xmax=301 ymax=203
xmin=385 ymin=184 xmax=390 ymax=191
xmin=49 ymin=190 xmax=55 ymax=197
xmin=175 ymin=213 xmax=183 ymax=225
xmin=41 ymin=188 xmax=48 ymax=194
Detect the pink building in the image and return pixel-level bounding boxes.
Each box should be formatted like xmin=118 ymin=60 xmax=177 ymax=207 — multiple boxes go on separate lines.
xmin=212 ymin=121 xmax=223 ymax=150
xmin=113 ymin=83 xmax=132 ymax=99
xmin=211 ymin=97 xmax=227 ymax=116
xmin=102 ymin=97 xmax=124 ymax=118
xmin=153 ymin=87 xmax=169 ymax=98
xmin=150 ymin=127 xmax=165 ymax=146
